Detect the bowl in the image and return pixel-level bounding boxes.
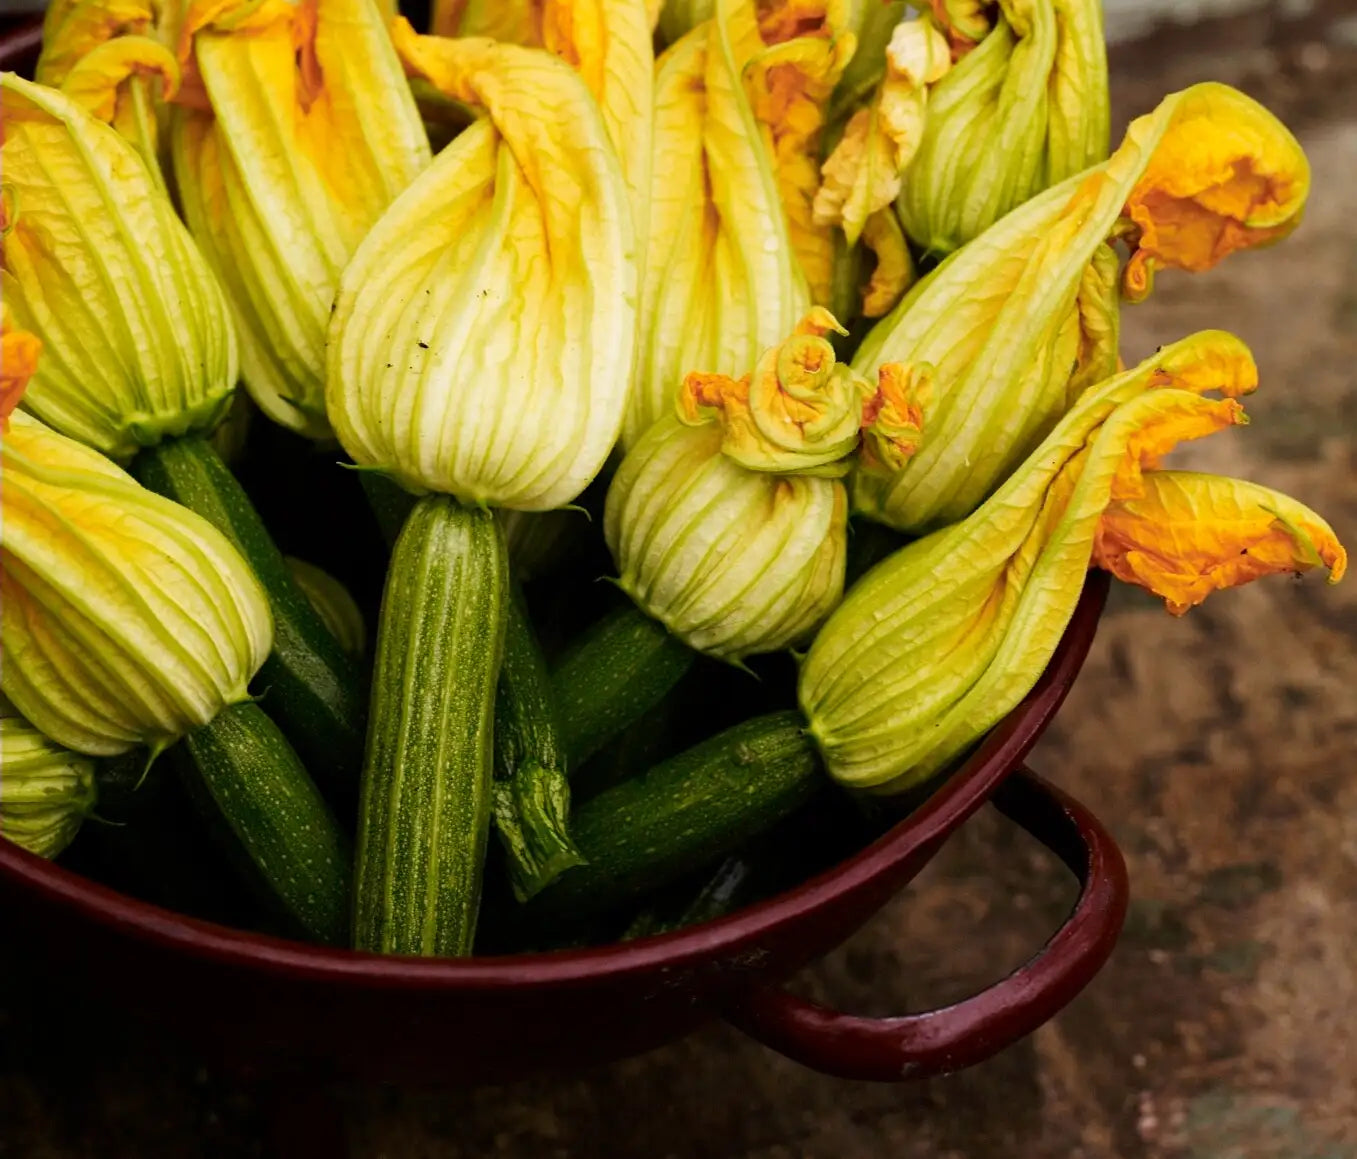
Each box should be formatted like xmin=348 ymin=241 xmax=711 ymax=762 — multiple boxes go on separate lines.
xmin=0 ymin=20 xmax=1127 ymax=1087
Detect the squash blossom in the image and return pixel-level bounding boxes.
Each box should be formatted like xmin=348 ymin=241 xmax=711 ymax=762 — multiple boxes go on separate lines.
xmin=0 ymin=412 xmax=273 ymax=758
xmin=1 ymin=75 xmax=237 ymax=462
xmin=172 ymin=0 xmax=431 ymax=439
xmin=0 ymin=697 xmax=98 ymax=860
xmin=801 ymin=331 xmax=1346 ymax=794
xmin=328 ymin=31 xmax=636 ymax=510
xmin=852 ymin=81 xmax=1311 ymax=536
xmin=628 ymin=0 xmax=809 ymax=448
xmin=896 ymin=0 xmax=1109 ymax=256
xmin=604 ymin=310 xmax=914 ymax=659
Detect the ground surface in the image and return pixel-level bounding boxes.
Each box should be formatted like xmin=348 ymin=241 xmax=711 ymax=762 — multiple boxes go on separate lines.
xmin=3 ymin=4 xmax=1356 ymax=1157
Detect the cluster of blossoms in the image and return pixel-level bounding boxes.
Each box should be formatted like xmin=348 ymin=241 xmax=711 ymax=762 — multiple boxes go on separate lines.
xmin=0 ymin=0 xmax=1345 ymax=888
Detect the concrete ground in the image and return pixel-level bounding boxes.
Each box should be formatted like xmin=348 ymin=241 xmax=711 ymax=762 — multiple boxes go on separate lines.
xmin=3 ymin=4 xmax=1356 ymax=1156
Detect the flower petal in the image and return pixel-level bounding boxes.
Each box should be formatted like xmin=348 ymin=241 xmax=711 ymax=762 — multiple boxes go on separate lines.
xmin=1094 ymin=471 xmax=1346 ymax=614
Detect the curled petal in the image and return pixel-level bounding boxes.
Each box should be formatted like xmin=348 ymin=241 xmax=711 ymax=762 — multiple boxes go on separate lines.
xmin=1120 ymin=83 xmax=1310 ymax=302
xmin=36 ymin=0 xmax=156 ymax=88
xmin=813 ymin=16 xmax=950 ymax=245
xmin=860 ymin=361 xmax=930 ymax=474
xmin=1094 ymin=471 xmax=1347 ymax=615
xmin=60 ymin=35 xmax=180 ymax=123
xmin=858 ymin=206 xmax=915 ymax=318
xmin=928 ymin=0 xmax=993 ymax=54
xmin=678 ymin=308 xmax=867 ymax=476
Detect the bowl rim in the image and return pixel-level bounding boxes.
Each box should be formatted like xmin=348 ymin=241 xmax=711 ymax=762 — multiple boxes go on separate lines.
xmin=0 ymin=572 xmax=1108 ymax=989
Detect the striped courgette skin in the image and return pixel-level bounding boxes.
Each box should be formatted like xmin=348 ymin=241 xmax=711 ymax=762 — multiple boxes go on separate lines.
xmin=179 ymin=702 xmax=352 ymax=945
xmin=132 ymin=436 xmax=368 ymax=795
xmin=353 ymin=496 xmax=508 ymax=957
xmin=529 ymin=711 xmax=823 ymax=922
xmin=550 ymin=605 xmax=696 ymax=768
xmin=492 ymin=590 xmax=585 ymax=902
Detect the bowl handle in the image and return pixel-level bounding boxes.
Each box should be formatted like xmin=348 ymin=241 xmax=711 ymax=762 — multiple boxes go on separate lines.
xmin=722 ymin=768 xmax=1128 ymax=1081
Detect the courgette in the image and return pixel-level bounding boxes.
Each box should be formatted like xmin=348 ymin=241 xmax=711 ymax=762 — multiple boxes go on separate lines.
xmin=132 ymin=436 xmax=368 ymax=795
xmin=492 ymin=589 xmax=585 ymax=902
xmin=352 ymin=496 xmax=508 ymax=957
xmin=528 ymin=711 xmax=822 ymax=921
xmin=176 ymin=702 xmax=352 ymax=945
xmin=550 ymin=606 xmax=696 ymax=768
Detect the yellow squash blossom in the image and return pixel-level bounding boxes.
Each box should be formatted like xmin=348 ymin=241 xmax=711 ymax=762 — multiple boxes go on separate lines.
xmin=0 ymin=697 xmax=98 ymax=860
xmin=852 ymin=81 xmax=1310 ymax=536
xmin=897 ymin=0 xmax=1109 ymax=256
xmin=172 ymin=0 xmax=431 ymax=438
xmin=0 ymin=413 xmax=273 ymax=758
xmin=1 ymin=75 xmax=238 ymax=461
xmin=605 ymin=312 xmax=910 ymax=658
xmin=814 ymin=15 xmax=950 ymax=247
xmin=802 ymin=331 xmax=1344 ymax=794
xmin=629 ymin=1 xmax=809 ymax=447
xmin=328 ymin=31 xmax=635 ymax=509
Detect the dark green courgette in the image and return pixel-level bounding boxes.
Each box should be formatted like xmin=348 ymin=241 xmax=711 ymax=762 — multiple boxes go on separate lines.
xmin=550 ymin=606 xmax=696 ymax=768
xmin=528 ymin=711 xmax=822 ymax=921
xmin=176 ymin=702 xmax=351 ymax=944
xmin=132 ymin=436 xmax=367 ymax=794
xmin=353 ymin=496 xmax=508 ymax=957
xmin=492 ymin=589 xmax=585 ymax=902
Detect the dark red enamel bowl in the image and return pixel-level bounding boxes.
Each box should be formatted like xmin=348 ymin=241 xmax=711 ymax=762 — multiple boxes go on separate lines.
xmin=0 ymin=21 xmax=1127 ymax=1085
xmin=0 ymin=567 xmax=1123 ymax=1085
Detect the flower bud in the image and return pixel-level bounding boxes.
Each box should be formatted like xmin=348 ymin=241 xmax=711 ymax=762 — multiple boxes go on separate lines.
xmin=896 ymin=0 xmax=1109 ymax=255
xmin=802 ymin=331 xmax=1344 ymax=794
xmin=0 ymin=413 xmax=273 ymax=757
xmin=328 ymin=30 xmax=636 ymax=509
xmin=851 ymin=81 xmax=1310 ymax=535
xmin=172 ymin=0 xmax=432 ymax=438
xmin=0 ymin=698 xmax=98 ymax=860
xmin=1 ymin=74 xmax=237 ymax=461
xmin=605 ymin=417 xmax=848 ymax=659
xmin=677 ymin=307 xmax=870 ymax=476
xmin=629 ymin=3 xmax=809 ymax=446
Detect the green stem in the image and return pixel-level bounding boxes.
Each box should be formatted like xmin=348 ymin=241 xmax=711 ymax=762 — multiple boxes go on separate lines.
xmin=492 ymin=589 xmax=586 ymax=902
xmin=528 ymin=711 xmax=822 ymax=922
xmin=353 ymin=496 xmax=508 ymax=956
xmin=132 ymin=436 xmax=368 ymax=796
xmin=550 ymin=605 xmax=697 ymax=768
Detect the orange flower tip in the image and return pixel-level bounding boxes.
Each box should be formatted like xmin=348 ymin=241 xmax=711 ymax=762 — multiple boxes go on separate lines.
xmin=792 ymin=306 xmax=849 ymax=339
